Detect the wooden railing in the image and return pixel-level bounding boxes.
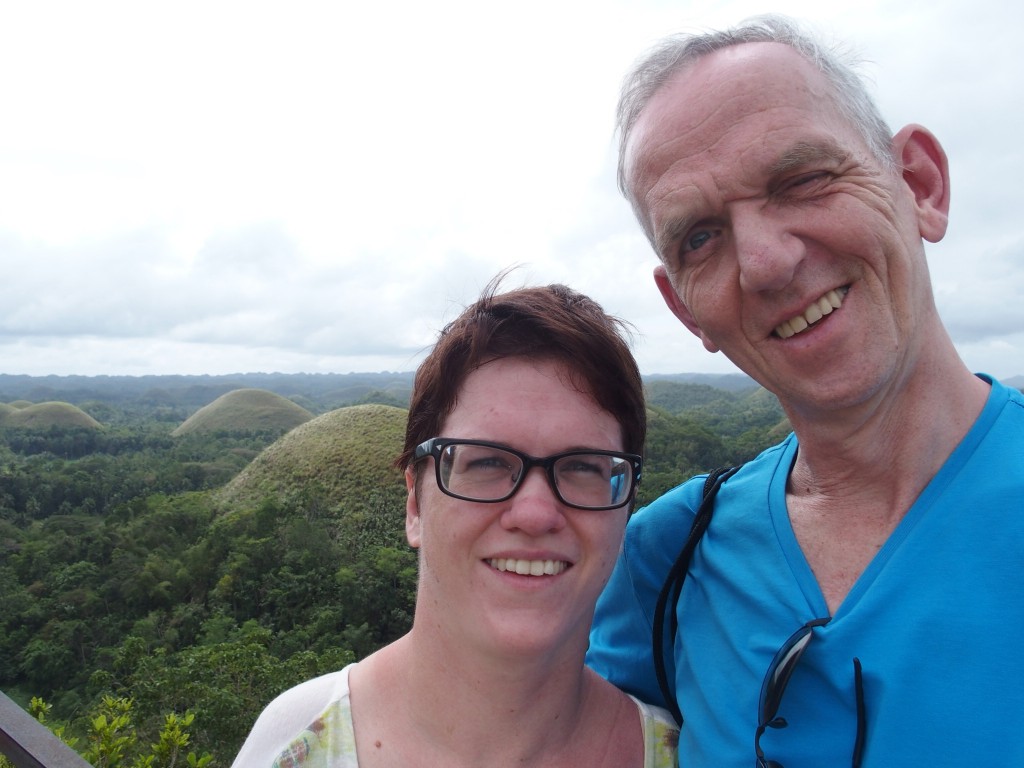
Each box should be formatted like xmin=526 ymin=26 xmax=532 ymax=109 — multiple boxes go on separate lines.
xmin=0 ymin=690 xmax=92 ymax=768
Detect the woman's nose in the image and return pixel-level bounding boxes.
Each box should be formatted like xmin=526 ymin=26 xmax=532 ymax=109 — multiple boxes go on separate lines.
xmin=500 ymin=467 xmax=567 ymax=534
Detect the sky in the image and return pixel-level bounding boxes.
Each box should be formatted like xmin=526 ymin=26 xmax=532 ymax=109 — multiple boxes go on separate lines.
xmin=2 ymin=0 xmax=1022 ymax=381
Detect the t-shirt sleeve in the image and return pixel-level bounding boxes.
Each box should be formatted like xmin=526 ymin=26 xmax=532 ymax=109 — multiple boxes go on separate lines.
xmin=230 ymin=670 xmax=345 ymax=768
xmin=586 ymin=480 xmax=703 ymax=709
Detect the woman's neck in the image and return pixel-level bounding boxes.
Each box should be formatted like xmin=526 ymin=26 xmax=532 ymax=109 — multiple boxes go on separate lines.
xmin=350 ymin=634 xmax=642 ymax=768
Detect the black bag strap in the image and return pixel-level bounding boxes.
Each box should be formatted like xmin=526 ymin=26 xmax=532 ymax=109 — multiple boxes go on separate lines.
xmin=652 ymin=465 xmax=740 ymax=725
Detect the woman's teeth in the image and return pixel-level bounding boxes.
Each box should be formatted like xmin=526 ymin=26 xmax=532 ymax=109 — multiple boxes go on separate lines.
xmin=487 ymin=558 xmax=568 ymax=576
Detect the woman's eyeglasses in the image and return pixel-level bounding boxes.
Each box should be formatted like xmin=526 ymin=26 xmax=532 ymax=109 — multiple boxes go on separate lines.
xmin=413 ymin=437 xmax=641 ymax=511
xmin=755 ymin=618 xmax=866 ymax=768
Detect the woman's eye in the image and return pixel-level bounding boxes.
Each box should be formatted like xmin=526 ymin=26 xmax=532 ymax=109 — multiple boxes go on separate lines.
xmin=561 ymin=459 xmax=603 ymax=476
xmin=468 ymin=455 xmax=510 ymax=470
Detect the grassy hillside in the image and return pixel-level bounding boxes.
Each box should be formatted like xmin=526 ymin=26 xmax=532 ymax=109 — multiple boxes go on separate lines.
xmin=0 ymin=401 xmax=103 ymax=429
xmin=218 ymin=403 xmax=408 ymax=511
xmin=171 ymin=388 xmax=314 ymax=436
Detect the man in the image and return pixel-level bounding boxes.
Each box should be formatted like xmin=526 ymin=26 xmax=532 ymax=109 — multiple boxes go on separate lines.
xmin=587 ymin=14 xmax=1024 ymax=768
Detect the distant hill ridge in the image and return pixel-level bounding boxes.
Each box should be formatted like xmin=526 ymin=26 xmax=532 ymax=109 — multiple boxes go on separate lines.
xmin=1 ymin=372 xmax=1020 ymax=414
xmin=0 ymin=371 xmax=760 ymax=409
xmin=0 ymin=372 xmax=419 ymax=410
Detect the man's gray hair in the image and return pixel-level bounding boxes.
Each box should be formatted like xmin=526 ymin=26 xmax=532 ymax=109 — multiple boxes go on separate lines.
xmin=616 ymin=14 xmax=894 ymax=207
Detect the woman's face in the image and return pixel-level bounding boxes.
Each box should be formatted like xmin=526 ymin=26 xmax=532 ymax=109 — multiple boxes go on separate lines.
xmin=405 ymin=356 xmax=630 ymax=659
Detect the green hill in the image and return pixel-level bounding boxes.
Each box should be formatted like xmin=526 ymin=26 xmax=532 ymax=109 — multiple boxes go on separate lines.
xmin=645 ymin=380 xmax=746 ymax=413
xmin=218 ymin=403 xmax=408 ymax=511
xmin=171 ymin=388 xmax=314 ymax=437
xmin=0 ymin=401 xmax=103 ymax=429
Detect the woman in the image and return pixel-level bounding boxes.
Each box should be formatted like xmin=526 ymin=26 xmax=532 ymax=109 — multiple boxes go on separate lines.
xmin=231 ymin=281 xmax=677 ymax=767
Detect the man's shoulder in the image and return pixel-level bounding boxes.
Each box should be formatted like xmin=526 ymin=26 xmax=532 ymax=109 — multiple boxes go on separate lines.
xmin=632 ymin=435 xmax=795 ymax=527
xmin=996 ymin=377 xmax=1024 ymax=408
xmin=973 ymin=375 xmax=1024 ymax=439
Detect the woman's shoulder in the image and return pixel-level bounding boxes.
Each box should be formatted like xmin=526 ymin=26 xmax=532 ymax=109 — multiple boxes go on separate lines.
xmin=268 ymin=665 xmax=352 ymax=713
xmin=230 ymin=665 xmax=356 ymax=768
xmin=630 ymin=696 xmax=680 ymax=768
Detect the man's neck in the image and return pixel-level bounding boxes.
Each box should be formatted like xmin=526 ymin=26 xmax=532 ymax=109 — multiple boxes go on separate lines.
xmin=782 ymin=360 xmax=990 ymax=613
xmin=787 ymin=357 xmax=988 ymax=494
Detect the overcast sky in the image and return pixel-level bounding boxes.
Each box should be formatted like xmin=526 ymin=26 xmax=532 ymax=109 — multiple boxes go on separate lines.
xmin=2 ymin=0 xmax=1022 ymax=381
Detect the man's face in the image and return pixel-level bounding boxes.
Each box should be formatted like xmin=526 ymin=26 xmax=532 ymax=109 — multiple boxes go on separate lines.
xmin=627 ymin=42 xmax=947 ymax=418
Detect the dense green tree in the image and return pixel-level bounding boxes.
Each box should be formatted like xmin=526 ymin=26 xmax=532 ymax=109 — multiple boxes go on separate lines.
xmin=0 ymin=378 xmax=787 ymax=763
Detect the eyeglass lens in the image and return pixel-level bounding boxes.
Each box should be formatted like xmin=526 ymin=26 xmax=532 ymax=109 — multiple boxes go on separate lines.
xmin=754 ymin=618 xmax=865 ymax=768
xmin=759 ymin=624 xmax=817 ymax=728
xmin=437 ymin=442 xmax=633 ymax=509
xmin=756 ymin=624 xmax=817 ymax=767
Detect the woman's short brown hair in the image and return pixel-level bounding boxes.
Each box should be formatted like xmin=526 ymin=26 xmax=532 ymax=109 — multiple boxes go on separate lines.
xmin=398 ymin=277 xmax=645 ymax=469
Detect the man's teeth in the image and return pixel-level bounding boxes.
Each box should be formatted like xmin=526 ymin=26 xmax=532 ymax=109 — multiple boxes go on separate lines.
xmin=487 ymin=558 xmax=568 ymax=576
xmin=775 ymin=287 xmax=848 ymax=339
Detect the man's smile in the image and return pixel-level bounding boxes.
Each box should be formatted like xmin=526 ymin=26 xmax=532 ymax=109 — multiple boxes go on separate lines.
xmin=774 ymin=286 xmax=849 ymax=339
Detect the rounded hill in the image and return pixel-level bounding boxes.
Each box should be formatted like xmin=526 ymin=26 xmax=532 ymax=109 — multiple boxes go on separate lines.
xmin=0 ymin=401 xmax=103 ymax=429
xmin=172 ymin=388 xmax=314 ymax=436
xmin=218 ymin=403 xmax=408 ymax=510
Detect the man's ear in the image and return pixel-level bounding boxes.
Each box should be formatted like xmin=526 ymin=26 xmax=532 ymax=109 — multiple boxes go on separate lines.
xmin=405 ymin=466 xmax=421 ymax=549
xmin=892 ymin=124 xmax=950 ymax=243
xmin=654 ymin=264 xmax=720 ymax=353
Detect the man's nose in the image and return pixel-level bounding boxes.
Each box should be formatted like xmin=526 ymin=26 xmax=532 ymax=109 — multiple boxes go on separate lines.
xmin=732 ymin=203 xmax=804 ymax=293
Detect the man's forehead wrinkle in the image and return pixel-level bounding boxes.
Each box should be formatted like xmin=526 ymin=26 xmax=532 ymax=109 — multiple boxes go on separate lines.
xmin=635 ymin=97 xmax=744 ymax=215
xmin=633 ymin=61 xmax=757 ymax=168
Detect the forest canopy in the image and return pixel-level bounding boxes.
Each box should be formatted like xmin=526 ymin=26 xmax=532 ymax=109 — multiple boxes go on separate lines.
xmin=1 ymin=372 xmax=784 ymax=765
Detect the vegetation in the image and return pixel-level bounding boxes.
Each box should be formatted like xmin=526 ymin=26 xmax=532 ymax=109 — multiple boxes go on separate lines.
xmin=0 ymin=401 xmax=103 ymax=430
xmin=0 ymin=374 xmax=784 ymax=765
xmin=0 ymin=695 xmax=214 ymax=768
xmin=171 ymin=389 xmax=313 ymax=437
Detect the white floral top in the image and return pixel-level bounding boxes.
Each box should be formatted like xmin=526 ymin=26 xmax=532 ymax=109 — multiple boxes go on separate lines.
xmin=232 ymin=664 xmax=679 ymax=768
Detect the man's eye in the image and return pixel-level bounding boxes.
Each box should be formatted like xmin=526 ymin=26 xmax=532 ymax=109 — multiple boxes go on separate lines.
xmin=685 ymin=230 xmax=713 ymax=252
xmin=783 ymin=171 xmax=830 ymax=191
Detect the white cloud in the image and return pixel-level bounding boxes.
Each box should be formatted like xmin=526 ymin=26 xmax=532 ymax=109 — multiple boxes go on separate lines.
xmin=0 ymin=0 xmax=1022 ymax=380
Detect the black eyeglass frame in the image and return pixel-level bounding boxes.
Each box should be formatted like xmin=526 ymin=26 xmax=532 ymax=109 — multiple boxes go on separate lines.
xmin=413 ymin=437 xmax=642 ymax=511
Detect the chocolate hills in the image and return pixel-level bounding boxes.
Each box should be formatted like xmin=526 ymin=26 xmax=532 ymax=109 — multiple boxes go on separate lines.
xmin=218 ymin=403 xmax=408 ymax=512
xmin=0 ymin=400 xmax=103 ymax=429
xmin=171 ymin=388 xmax=314 ymax=437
